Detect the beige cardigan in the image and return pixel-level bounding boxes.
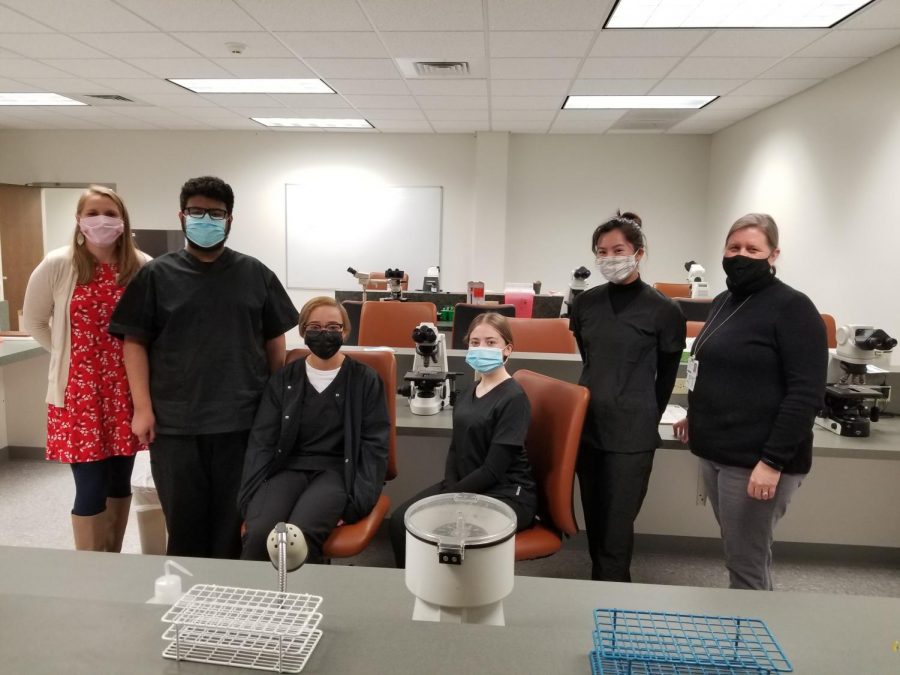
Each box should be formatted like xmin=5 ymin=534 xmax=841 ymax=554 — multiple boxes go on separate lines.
xmin=22 ymin=246 xmax=151 ymax=407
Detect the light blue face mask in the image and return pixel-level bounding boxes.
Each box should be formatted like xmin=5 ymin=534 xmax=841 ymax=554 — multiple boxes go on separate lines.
xmin=184 ymin=214 xmax=227 ymax=248
xmin=465 ymin=347 xmax=505 ymax=374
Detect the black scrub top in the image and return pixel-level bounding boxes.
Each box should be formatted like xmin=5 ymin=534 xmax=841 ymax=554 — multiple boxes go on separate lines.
xmin=109 ymin=248 xmax=299 ymax=435
xmin=570 ymin=282 xmax=685 ymax=453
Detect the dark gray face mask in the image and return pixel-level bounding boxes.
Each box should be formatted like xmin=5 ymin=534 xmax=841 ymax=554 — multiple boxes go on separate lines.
xmin=722 ymin=255 xmax=773 ymax=294
xmin=305 ymin=330 xmax=343 ymax=359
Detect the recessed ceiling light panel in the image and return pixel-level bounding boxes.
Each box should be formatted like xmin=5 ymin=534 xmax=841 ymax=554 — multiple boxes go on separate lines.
xmin=0 ymin=92 xmax=86 ymax=106
xmin=605 ymin=0 xmax=876 ymax=29
xmin=170 ymin=78 xmax=334 ymax=94
xmin=251 ymin=118 xmax=373 ymax=129
xmin=564 ymin=95 xmax=717 ymax=109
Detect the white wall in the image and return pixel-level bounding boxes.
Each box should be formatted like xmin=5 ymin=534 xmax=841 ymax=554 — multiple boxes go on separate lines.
xmin=41 ymin=187 xmax=83 ymax=254
xmin=707 ymin=45 xmax=900 ymax=346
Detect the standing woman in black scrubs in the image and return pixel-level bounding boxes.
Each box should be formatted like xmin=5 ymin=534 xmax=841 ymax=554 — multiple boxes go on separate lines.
xmin=570 ymin=211 xmax=686 ymax=582
xmin=389 ymin=312 xmax=537 ymax=567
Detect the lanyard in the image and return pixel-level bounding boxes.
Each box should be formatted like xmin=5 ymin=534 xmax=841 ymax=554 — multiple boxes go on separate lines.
xmin=693 ymin=293 xmax=752 ymax=357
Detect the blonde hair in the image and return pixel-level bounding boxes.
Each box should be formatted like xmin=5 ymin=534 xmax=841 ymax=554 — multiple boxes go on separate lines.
xmin=72 ymin=185 xmax=142 ymax=285
xmin=299 ymin=296 xmax=351 ymax=339
xmin=726 ymin=213 xmax=779 ymax=251
xmin=465 ymin=312 xmax=514 ymax=347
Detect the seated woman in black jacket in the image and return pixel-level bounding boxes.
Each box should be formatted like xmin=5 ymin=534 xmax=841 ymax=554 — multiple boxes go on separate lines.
xmin=238 ymin=297 xmax=390 ymax=562
xmin=389 ymin=312 xmax=537 ymax=567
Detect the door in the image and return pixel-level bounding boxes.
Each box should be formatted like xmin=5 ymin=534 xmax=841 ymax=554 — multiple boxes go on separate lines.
xmin=0 ymin=184 xmax=44 ymax=330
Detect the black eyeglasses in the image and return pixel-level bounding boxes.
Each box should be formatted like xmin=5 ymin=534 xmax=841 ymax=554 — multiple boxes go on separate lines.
xmin=304 ymin=323 xmax=344 ymax=333
xmin=184 ymin=206 xmax=228 ymax=220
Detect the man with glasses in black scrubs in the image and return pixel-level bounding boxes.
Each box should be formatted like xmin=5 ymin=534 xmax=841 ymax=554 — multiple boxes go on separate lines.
xmin=110 ymin=176 xmax=298 ymax=559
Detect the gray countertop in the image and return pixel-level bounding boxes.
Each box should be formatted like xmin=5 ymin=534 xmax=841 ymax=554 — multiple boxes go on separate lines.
xmin=0 ymin=337 xmax=44 ymax=366
xmin=1 ymin=546 xmax=898 ymax=674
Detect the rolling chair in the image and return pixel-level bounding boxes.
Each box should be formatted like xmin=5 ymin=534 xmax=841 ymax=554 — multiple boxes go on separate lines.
xmin=284 ymin=348 xmax=398 ymax=559
xmin=507 ymin=317 xmax=579 ymax=354
xmin=686 ymin=321 xmax=705 ymax=338
xmin=821 ymin=313 xmax=837 ymax=349
xmin=357 ymin=301 xmax=437 ymax=348
xmin=341 ymin=300 xmax=362 ymax=346
xmin=451 ymin=303 xmax=516 ymax=350
xmin=511 ymin=369 xmax=590 ymax=561
xmin=653 ymin=282 xmax=692 ymax=299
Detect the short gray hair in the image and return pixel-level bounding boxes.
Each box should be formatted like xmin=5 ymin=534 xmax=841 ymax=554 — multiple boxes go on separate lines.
xmin=726 ymin=213 xmax=779 ymax=250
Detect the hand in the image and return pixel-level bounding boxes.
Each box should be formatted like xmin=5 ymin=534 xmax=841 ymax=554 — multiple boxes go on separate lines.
xmin=673 ymin=417 xmax=689 ymax=444
xmin=132 ymin=407 xmax=156 ymax=445
xmin=747 ymin=461 xmax=781 ymax=501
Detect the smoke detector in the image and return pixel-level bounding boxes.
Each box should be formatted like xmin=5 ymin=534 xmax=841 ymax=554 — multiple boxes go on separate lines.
xmin=226 ymin=42 xmax=246 ymax=55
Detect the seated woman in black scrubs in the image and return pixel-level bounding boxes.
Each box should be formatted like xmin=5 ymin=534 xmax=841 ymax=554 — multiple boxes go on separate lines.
xmin=389 ymin=312 xmax=537 ymax=567
xmin=238 ymin=297 xmax=390 ymax=563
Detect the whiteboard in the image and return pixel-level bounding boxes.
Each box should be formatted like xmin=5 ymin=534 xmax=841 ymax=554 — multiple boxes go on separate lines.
xmin=285 ymin=184 xmax=442 ymax=291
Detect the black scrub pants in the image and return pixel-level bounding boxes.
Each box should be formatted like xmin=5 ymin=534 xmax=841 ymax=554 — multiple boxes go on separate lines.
xmin=241 ymin=469 xmax=347 ymax=564
xmin=577 ymin=448 xmax=655 ymax=582
xmin=150 ymin=430 xmax=248 ymax=559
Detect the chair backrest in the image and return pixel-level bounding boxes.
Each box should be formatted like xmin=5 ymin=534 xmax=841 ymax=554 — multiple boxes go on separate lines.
xmin=507 ymin=317 xmax=578 ymax=354
xmin=366 ymin=271 xmax=409 ymax=291
xmin=512 ymin=370 xmax=589 ymax=536
xmin=653 ymin=282 xmax=692 ymax=299
xmin=286 ymin=348 xmax=397 ymax=480
xmin=357 ymin=301 xmax=437 ymax=348
xmin=451 ymin=303 xmax=517 ymax=350
xmin=821 ymin=313 xmax=837 ymax=349
xmin=342 ymin=300 xmax=363 ymax=346
xmin=674 ymin=297 xmax=713 ymax=321
xmin=686 ymin=320 xmax=704 ymax=338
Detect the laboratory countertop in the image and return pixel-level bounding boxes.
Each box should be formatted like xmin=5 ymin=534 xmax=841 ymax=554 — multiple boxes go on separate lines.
xmin=0 ymin=336 xmax=44 ymax=366
xmin=0 ymin=546 xmax=898 ymax=675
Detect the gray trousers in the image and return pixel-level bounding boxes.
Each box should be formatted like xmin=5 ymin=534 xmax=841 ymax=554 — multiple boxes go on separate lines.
xmin=700 ymin=458 xmax=804 ymax=591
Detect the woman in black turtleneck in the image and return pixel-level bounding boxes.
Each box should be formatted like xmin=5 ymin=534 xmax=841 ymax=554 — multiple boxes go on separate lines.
xmin=569 ymin=211 xmax=686 ymax=582
xmin=674 ymin=213 xmax=827 ymax=591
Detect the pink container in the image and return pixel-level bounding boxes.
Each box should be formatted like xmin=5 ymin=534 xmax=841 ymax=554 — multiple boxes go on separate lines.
xmin=504 ymin=284 xmax=535 ymax=318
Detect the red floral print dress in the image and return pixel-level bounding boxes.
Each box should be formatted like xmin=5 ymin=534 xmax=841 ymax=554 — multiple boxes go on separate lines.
xmin=46 ymin=264 xmax=142 ymax=463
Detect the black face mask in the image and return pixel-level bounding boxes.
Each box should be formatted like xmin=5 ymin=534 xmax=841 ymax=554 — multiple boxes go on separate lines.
xmin=722 ymin=255 xmax=774 ymax=295
xmin=304 ymin=330 xmax=343 ymax=360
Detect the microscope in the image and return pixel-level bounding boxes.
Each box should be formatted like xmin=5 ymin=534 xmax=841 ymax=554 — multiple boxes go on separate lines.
xmin=684 ymin=260 xmax=709 ymax=298
xmin=562 ymin=265 xmax=591 ymax=318
xmin=400 ymin=323 xmax=457 ymax=415
xmin=383 ymin=268 xmax=407 ymax=302
xmin=816 ymin=325 xmax=896 ymax=437
xmin=347 ymin=266 xmax=370 ymax=302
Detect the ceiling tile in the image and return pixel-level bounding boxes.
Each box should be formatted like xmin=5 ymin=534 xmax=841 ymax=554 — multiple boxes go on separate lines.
xmin=126 ymin=58 xmax=232 ymax=78
xmin=424 ymin=109 xmax=487 ymax=121
xmin=380 ymin=31 xmax=485 ymax=58
xmin=212 ymin=58 xmax=317 ymax=77
xmin=117 ymin=0 xmax=265 ymax=31
xmin=570 ymin=78 xmax=658 ymax=95
xmin=281 ymin=106 xmax=361 ymax=117
xmin=0 ymin=75 xmax=30 ymax=89
xmin=489 ymin=31 xmax=594 ymax=58
xmin=45 ymin=59 xmax=157 ymax=78
xmin=726 ymin=78 xmax=821 ymax=96
xmin=590 ymin=29 xmax=709 ymax=57
xmin=491 ymin=109 xmax=556 ymax=121
xmin=431 ymin=120 xmax=488 ymax=132
xmin=490 ymin=57 xmax=581 ymax=79
xmin=277 ymin=32 xmax=388 ymax=58
xmin=327 ymin=79 xmax=411 ymax=95
xmin=0 ymin=6 xmax=55 ymax=32
xmin=760 ymin=57 xmax=866 ymax=79
xmin=198 ymin=93 xmax=286 ymax=107
xmin=0 ymin=34 xmax=107 ymax=59
xmin=707 ymin=95 xmax=786 ymax=110
xmin=649 ymin=78 xmax=744 ymax=95
xmin=490 ymin=95 xmax=563 ymax=110
xmin=369 ymin=119 xmax=433 ymax=131
xmin=6 ymin=58 xmax=102 ymax=78
xmin=837 ymin=1 xmax=900 ymax=29
xmin=207 ymin=117 xmax=265 ymax=129
xmin=669 ymin=57 xmax=782 ymax=79
xmin=75 ymin=33 xmax=199 ymax=58
xmin=579 ymin=57 xmax=680 ymax=79
xmin=172 ymin=107 xmax=247 ymax=119
xmin=357 ymin=108 xmax=427 ymax=120
xmin=490 ymin=79 xmax=571 ymax=95
xmin=0 ymin=0 xmax=157 ymax=32
xmin=134 ymin=92 xmax=219 ymax=107
xmin=550 ymin=114 xmax=623 ymax=133
xmin=270 ymin=94 xmax=351 ymax=108
xmin=406 ymin=79 xmax=488 ymax=96
xmin=488 ymin=0 xmax=612 ymax=30
xmin=416 ymin=95 xmax=488 ymax=109
xmin=496 ymin=121 xmax=551 ymax=132
xmin=92 ymin=78 xmax=189 ymax=94
xmin=362 ymin=0 xmax=484 ymax=31
xmin=690 ymin=30 xmax=825 ymax=57
xmin=795 ymin=29 xmax=900 ymax=58
xmin=342 ymin=94 xmax=418 ymax=108
xmin=235 ymin=0 xmax=372 ymax=31
xmin=304 ymin=58 xmax=400 ymax=79
xmin=173 ymin=32 xmax=292 ymax=59
xmin=9 ymin=77 xmax=114 ymax=93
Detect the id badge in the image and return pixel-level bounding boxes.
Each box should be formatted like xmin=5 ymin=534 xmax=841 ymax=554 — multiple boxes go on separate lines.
xmin=686 ymin=356 xmax=699 ymax=392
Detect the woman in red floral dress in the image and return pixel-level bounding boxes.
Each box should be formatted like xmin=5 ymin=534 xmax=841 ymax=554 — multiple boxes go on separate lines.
xmin=23 ymin=186 xmax=150 ymax=551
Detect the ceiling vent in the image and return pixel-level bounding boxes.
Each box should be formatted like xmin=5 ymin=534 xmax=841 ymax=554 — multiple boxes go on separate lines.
xmin=86 ymin=94 xmax=135 ymax=102
xmin=396 ymin=58 xmax=479 ymax=78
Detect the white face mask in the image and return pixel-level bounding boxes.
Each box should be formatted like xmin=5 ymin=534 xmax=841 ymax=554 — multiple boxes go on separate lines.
xmin=596 ymin=253 xmax=638 ymax=283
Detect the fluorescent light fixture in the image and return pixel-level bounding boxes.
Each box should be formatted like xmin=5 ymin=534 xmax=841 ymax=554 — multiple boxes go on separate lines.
xmin=564 ymin=95 xmax=716 ymax=109
xmin=252 ymin=118 xmax=373 ymax=129
xmin=169 ymin=78 xmax=334 ymax=94
xmin=605 ymin=0 xmax=876 ymax=29
xmin=0 ymin=92 xmax=86 ymax=106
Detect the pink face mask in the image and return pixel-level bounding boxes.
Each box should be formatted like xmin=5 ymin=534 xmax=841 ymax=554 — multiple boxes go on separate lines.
xmin=79 ymin=215 xmax=124 ymax=247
